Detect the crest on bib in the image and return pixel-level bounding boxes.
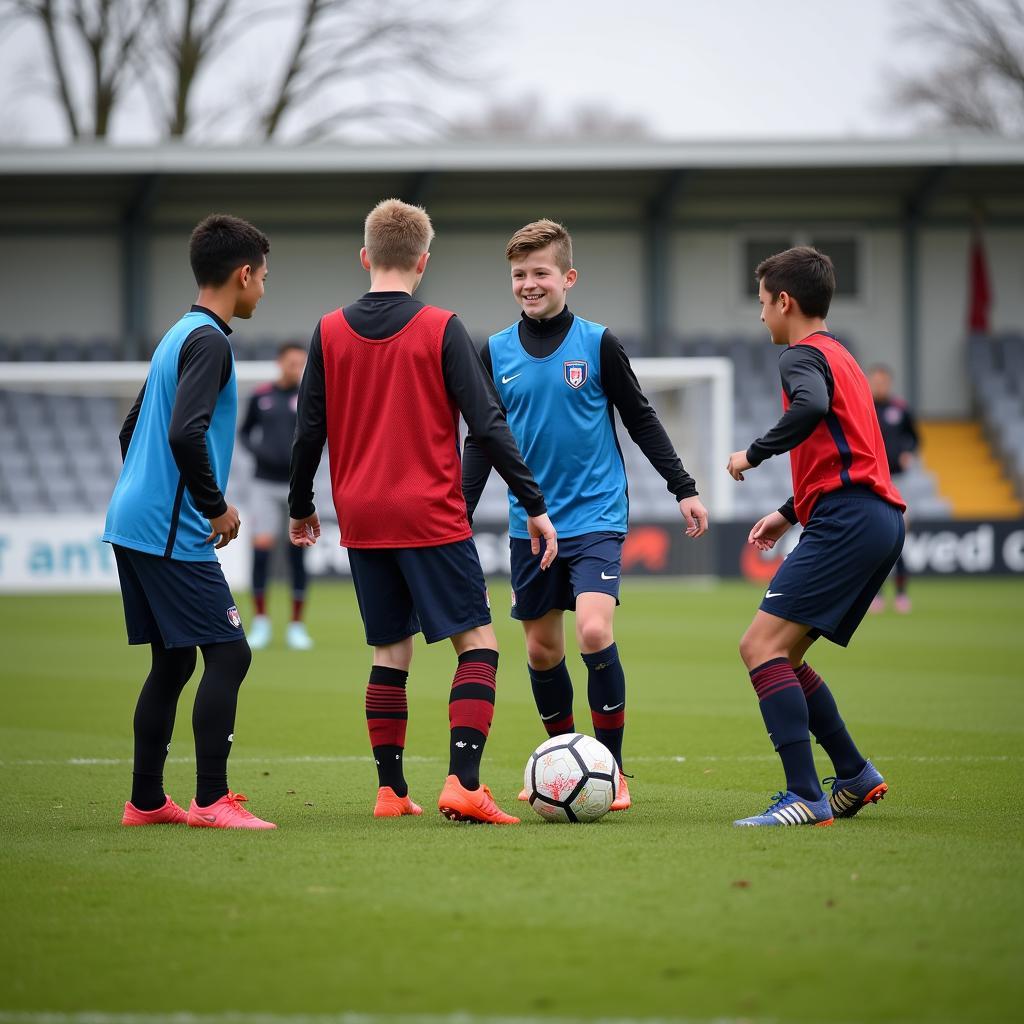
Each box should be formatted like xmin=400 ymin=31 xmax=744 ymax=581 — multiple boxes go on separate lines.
xmin=563 ymin=360 xmax=588 ymax=389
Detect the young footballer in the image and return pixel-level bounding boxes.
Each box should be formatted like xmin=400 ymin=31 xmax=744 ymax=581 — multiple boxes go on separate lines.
xmin=239 ymin=341 xmax=314 ymax=650
xmin=288 ymin=199 xmax=557 ymax=825
xmin=727 ymin=246 xmax=906 ymax=827
xmin=105 ymin=214 xmax=275 ymax=830
xmin=462 ymin=219 xmax=709 ymax=812
xmin=868 ymin=364 xmax=919 ymax=613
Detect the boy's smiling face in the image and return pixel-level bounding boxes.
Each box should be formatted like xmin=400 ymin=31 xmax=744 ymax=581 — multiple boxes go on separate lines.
xmin=510 ymin=244 xmax=577 ymax=320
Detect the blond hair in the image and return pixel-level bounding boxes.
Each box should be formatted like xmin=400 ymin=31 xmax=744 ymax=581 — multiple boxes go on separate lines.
xmin=364 ymin=198 xmax=435 ymax=271
xmin=505 ymin=219 xmax=573 ymax=271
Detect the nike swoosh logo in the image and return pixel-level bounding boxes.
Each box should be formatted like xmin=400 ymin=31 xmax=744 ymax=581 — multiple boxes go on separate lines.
xmin=501 ymin=373 xmax=522 ymax=384
xmin=601 ymin=572 xmax=618 ymax=580
xmin=200 ymin=814 xmax=217 ymax=823
xmin=765 ymin=590 xmax=784 ymax=598
xmin=602 ymin=702 xmax=624 ymax=712
xmin=541 ymin=712 xmax=560 ymax=721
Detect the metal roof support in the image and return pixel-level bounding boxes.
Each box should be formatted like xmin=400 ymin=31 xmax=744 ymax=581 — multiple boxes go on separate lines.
xmin=120 ymin=174 xmax=160 ymax=360
xmin=645 ymin=170 xmax=686 ymax=356
xmin=902 ymin=166 xmax=948 ymax=409
xmin=404 ymin=171 xmax=434 ymax=208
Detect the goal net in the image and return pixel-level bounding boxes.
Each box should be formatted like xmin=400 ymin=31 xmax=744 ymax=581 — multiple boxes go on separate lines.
xmin=0 ymin=358 xmax=733 ymax=590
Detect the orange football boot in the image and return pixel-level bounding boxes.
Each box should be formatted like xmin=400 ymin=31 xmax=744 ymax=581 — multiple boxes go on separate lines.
xmin=121 ymin=796 xmax=188 ymax=826
xmin=517 ymin=787 xmax=529 ymax=802
xmin=187 ymin=791 xmax=277 ymax=830
xmin=610 ymin=772 xmax=631 ymax=811
xmin=438 ymin=775 xmax=520 ymax=824
xmin=373 ymin=786 xmax=423 ymax=818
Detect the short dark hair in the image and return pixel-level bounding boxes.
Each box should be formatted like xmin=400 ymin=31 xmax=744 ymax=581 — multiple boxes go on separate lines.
xmin=189 ymin=214 xmax=270 ymax=287
xmin=755 ymin=246 xmax=835 ymax=318
xmin=278 ymin=341 xmax=306 ymax=358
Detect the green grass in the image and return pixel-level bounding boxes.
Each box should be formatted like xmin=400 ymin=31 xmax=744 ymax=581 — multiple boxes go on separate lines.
xmin=2 ymin=578 xmax=1022 ymax=1024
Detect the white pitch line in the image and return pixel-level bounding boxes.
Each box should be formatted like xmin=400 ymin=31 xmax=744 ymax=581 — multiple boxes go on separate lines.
xmin=0 ymin=754 xmax=1018 ymax=769
xmin=0 ymin=1013 xmax=779 ymax=1024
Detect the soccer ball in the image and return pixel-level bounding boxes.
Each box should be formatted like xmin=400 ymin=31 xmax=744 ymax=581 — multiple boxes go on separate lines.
xmin=524 ymin=733 xmax=619 ymax=823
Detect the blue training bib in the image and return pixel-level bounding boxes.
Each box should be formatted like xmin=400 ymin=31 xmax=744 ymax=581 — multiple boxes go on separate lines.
xmin=103 ymin=311 xmax=236 ymax=561
xmin=489 ymin=315 xmax=627 ymax=539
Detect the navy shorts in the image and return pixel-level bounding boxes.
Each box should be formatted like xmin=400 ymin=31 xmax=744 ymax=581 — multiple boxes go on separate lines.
xmin=112 ymin=544 xmax=245 ymax=649
xmin=759 ymin=489 xmax=905 ymax=647
xmin=347 ymin=538 xmax=491 ymax=646
xmin=510 ymin=531 xmax=624 ymax=621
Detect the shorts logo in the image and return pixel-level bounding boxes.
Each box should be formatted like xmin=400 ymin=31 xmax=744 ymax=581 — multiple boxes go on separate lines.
xmin=564 ymin=360 xmax=588 ymax=389
xmin=227 ymin=606 xmax=242 ymax=628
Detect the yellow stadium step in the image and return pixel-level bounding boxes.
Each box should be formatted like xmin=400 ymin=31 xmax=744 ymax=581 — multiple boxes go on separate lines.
xmin=917 ymin=420 xmax=1024 ymax=519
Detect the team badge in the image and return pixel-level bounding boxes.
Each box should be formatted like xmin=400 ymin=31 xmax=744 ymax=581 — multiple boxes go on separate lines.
xmin=227 ymin=606 xmax=242 ymax=628
xmin=564 ymin=360 xmax=588 ymax=389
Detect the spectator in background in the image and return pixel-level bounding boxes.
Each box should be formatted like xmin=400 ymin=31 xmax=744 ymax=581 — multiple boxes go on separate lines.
xmin=869 ymin=364 xmax=918 ymax=613
xmin=239 ymin=342 xmax=313 ymax=650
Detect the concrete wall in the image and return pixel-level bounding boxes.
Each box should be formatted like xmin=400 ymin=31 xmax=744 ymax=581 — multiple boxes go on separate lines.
xmin=148 ymin=232 xmax=366 ymax=342
xmin=3 ymin=222 xmax=1022 ymax=418
xmin=918 ymin=227 xmax=1024 ymax=417
xmin=0 ymin=234 xmax=121 ymax=339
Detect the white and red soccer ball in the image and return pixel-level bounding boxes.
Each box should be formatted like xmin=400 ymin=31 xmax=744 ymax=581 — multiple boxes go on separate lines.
xmin=524 ymin=733 xmax=619 ymax=823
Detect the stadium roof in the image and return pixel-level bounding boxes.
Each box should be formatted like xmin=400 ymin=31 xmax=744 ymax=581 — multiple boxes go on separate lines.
xmin=2 ymin=136 xmax=1022 ymax=234
xmin=2 ymin=135 xmax=1023 ymax=174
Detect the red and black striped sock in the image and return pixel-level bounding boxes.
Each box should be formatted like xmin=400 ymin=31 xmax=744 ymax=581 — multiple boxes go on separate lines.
xmin=365 ymin=665 xmax=409 ymax=797
xmin=795 ymin=662 xmax=866 ymax=779
xmin=448 ymin=649 xmax=497 ymax=791
xmin=528 ymin=658 xmax=575 ymax=737
xmin=749 ymin=658 xmax=819 ymax=801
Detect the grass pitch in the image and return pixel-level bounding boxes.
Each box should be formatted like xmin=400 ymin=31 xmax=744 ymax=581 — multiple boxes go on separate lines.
xmin=1 ymin=577 xmax=1022 ymax=1024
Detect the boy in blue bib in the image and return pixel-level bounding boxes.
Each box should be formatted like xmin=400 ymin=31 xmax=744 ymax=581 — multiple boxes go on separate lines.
xmin=105 ymin=214 xmax=275 ymax=830
xmin=463 ymin=219 xmax=709 ymax=810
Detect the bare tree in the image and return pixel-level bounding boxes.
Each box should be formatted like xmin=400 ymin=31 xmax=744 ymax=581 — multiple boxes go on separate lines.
xmin=1 ymin=0 xmax=484 ymax=142
xmin=2 ymin=0 xmax=157 ymax=138
xmin=255 ymin=0 xmax=478 ymax=142
xmin=892 ymin=0 xmax=1024 ymax=135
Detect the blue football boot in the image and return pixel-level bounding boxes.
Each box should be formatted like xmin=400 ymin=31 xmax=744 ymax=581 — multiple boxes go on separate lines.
xmin=824 ymin=760 xmax=888 ymax=818
xmin=733 ymin=790 xmax=834 ymax=827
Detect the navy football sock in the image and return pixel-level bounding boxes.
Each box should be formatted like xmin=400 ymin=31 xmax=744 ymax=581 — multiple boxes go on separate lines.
xmin=749 ymin=658 xmax=820 ymax=801
xmin=288 ymin=545 xmax=307 ymax=619
xmin=796 ymin=663 xmax=867 ymax=779
xmin=252 ymin=548 xmax=271 ymax=615
xmin=193 ymin=638 xmax=251 ymax=807
xmin=894 ymin=554 xmax=908 ymax=596
xmin=131 ymin=643 xmax=196 ymax=810
xmin=583 ymin=643 xmax=626 ymax=768
xmin=528 ymin=658 xmax=575 ymax=737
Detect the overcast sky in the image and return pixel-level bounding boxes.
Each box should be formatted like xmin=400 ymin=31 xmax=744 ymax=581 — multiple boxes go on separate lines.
xmin=0 ymin=0 xmax=931 ymax=143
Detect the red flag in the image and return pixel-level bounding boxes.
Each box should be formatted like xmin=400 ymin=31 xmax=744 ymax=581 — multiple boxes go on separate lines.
xmin=967 ymin=232 xmax=992 ymax=334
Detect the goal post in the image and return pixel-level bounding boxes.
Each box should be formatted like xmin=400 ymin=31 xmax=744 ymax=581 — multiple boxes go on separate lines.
xmin=3 ymin=356 xmax=736 ymax=518
xmin=631 ymin=357 xmax=734 ymax=520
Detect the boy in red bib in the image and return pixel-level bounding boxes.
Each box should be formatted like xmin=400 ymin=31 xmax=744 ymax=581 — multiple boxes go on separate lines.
xmin=288 ymin=199 xmax=556 ymax=824
xmin=727 ymin=246 xmax=905 ymax=828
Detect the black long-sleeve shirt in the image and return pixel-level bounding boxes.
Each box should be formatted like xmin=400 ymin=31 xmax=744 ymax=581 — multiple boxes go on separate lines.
xmin=239 ymin=383 xmax=299 ymax=483
xmin=118 ymin=304 xmax=233 ymax=519
xmin=875 ymin=397 xmax=919 ymax=475
xmin=461 ymin=306 xmax=698 ymax=521
xmin=745 ymin=344 xmax=834 ymax=525
xmin=288 ymin=291 xmax=546 ymax=520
